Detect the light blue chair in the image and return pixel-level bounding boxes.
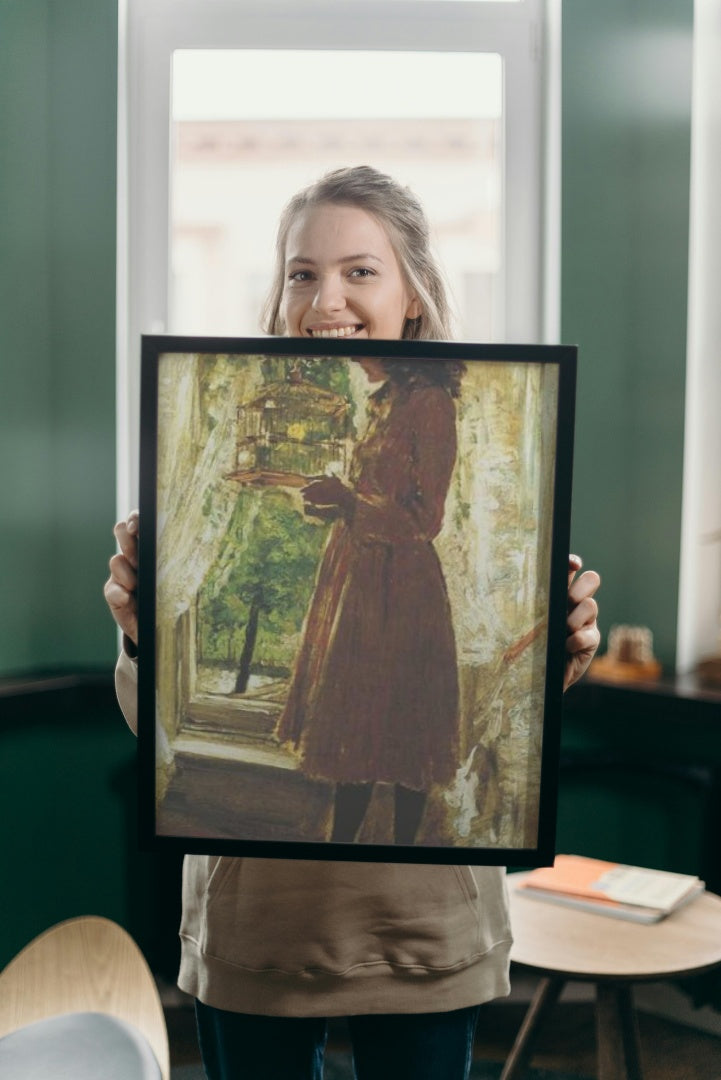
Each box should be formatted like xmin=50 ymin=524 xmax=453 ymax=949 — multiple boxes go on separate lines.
xmin=0 ymin=916 xmax=169 ymax=1079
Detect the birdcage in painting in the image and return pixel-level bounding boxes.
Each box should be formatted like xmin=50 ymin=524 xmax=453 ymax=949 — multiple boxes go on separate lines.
xmin=228 ymin=368 xmax=352 ymax=489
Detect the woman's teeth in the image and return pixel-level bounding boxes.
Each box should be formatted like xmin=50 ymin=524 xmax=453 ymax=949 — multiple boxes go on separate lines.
xmin=310 ymin=325 xmax=360 ymax=338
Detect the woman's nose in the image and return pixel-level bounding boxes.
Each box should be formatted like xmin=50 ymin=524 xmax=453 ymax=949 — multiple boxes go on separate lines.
xmin=312 ymin=274 xmax=345 ymax=314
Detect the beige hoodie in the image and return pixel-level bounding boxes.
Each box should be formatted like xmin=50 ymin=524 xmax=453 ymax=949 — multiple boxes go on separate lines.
xmin=116 ymin=650 xmax=512 ymax=1016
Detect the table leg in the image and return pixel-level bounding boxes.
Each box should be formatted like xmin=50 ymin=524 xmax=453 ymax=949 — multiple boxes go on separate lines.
xmin=596 ymin=982 xmax=643 ymax=1080
xmin=500 ymin=976 xmax=565 ymax=1080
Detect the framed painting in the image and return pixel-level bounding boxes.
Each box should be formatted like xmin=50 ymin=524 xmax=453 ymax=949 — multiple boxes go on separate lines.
xmin=137 ymin=335 xmax=576 ymax=865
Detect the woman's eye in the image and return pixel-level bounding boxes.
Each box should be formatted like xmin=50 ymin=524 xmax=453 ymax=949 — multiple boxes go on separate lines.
xmin=288 ymin=269 xmax=313 ymax=283
xmin=349 ymin=267 xmax=375 ymax=279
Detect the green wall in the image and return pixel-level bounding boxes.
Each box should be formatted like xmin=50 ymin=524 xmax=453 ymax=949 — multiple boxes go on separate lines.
xmin=563 ymin=0 xmax=693 ymax=669
xmin=0 ymin=0 xmax=118 ymax=676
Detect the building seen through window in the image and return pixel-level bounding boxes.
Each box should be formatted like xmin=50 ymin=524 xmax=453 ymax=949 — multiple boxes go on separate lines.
xmin=170 ymin=50 xmax=503 ymax=341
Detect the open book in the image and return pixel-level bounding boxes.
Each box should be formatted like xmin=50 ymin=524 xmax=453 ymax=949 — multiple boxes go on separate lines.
xmin=515 ymin=854 xmax=705 ymax=923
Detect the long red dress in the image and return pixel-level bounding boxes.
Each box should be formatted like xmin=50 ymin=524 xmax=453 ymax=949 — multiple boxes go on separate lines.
xmin=275 ymin=376 xmax=459 ymax=792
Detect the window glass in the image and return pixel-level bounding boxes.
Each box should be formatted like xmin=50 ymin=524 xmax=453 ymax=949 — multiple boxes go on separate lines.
xmin=170 ymin=50 xmax=503 ymax=341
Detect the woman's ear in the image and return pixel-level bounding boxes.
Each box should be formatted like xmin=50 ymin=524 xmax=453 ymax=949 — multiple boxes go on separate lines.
xmin=406 ymin=296 xmax=423 ymax=320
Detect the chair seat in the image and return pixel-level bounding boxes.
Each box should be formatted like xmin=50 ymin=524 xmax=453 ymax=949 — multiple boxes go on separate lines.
xmin=0 ymin=1011 xmax=162 ymax=1079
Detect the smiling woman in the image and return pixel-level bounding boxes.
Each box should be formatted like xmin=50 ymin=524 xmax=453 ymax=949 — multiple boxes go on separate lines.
xmin=281 ymin=205 xmax=421 ymax=340
xmin=263 ymin=166 xmax=452 ymax=342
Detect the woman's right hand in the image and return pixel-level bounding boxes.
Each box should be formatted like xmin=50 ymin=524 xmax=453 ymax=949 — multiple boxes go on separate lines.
xmin=104 ymin=510 xmax=139 ymax=646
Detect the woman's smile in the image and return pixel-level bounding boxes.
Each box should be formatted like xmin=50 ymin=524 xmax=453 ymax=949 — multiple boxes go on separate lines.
xmin=281 ymin=203 xmax=421 ymax=340
xmin=306 ymin=323 xmax=365 ymax=339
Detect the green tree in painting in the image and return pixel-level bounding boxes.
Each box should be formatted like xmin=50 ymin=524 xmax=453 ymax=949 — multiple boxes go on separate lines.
xmin=198 ymin=356 xmax=354 ymax=692
xmin=199 ymin=489 xmax=328 ymax=693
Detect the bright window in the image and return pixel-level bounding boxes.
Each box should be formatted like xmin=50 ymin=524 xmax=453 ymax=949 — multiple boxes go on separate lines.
xmin=170 ymin=49 xmax=503 ymax=341
xmin=118 ymin=0 xmax=556 ymax=510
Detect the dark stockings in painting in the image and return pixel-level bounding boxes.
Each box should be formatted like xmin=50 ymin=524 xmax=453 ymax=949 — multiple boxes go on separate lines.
xmin=394 ymin=785 xmax=427 ymax=846
xmin=331 ymin=783 xmax=374 ymax=843
xmin=331 ymin=783 xmax=428 ymax=844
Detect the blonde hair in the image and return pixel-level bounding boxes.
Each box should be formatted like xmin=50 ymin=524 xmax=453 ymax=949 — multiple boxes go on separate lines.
xmin=262 ymin=166 xmax=453 ymax=341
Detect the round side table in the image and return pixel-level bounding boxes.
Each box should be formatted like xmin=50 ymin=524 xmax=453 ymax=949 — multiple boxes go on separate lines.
xmin=503 ymin=873 xmax=721 ymax=1080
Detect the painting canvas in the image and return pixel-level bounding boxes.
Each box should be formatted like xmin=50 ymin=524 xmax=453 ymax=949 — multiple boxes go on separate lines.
xmin=138 ymin=336 xmax=576 ymax=865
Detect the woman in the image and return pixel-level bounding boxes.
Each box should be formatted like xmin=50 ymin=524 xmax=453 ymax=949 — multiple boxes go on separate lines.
xmin=106 ymin=166 xmax=601 ymax=1080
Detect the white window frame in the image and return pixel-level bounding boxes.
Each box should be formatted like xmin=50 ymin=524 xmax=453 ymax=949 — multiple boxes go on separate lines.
xmin=117 ymin=0 xmax=559 ymax=512
xmin=677 ymin=0 xmax=721 ymax=674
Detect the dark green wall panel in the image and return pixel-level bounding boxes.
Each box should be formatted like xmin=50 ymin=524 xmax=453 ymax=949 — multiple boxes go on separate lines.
xmin=0 ymin=2 xmax=55 ymax=670
xmin=47 ymin=2 xmax=119 ymax=667
xmin=0 ymin=0 xmax=118 ymax=675
xmin=562 ymin=0 xmax=693 ymax=669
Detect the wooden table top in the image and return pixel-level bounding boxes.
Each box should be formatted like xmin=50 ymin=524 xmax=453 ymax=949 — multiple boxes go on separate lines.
xmin=508 ymin=872 xmax=721 ymax=981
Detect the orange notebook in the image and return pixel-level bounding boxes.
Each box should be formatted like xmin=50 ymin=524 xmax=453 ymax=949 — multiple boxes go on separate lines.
xmin=516 ymin=854 xmax=704 ymax=923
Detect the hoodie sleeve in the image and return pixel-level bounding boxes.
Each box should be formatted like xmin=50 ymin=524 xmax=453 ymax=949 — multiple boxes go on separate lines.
xmin=115 ymin=645 xmax=139 ymax=736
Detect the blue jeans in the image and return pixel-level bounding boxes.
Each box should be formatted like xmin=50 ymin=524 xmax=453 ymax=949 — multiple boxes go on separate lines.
xmin=195 ymin=1000 xmax=481 ymax=1080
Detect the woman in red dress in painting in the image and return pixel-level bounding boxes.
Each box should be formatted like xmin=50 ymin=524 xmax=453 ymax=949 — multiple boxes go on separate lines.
xmin=276 ymin=356 xmax=464 ymax=844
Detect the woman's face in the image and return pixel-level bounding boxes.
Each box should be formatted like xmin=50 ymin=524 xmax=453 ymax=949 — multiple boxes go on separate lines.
xmin=280 ymin=203 xmax=421 ymax=342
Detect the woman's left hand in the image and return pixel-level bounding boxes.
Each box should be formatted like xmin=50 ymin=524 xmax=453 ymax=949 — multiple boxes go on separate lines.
xmin=564 ymin=554 xmax=601 ymax=691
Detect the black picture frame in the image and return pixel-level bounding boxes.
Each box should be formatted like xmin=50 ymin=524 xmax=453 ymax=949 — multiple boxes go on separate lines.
xmin=138 ymin=335 xmax=576 ymax=865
